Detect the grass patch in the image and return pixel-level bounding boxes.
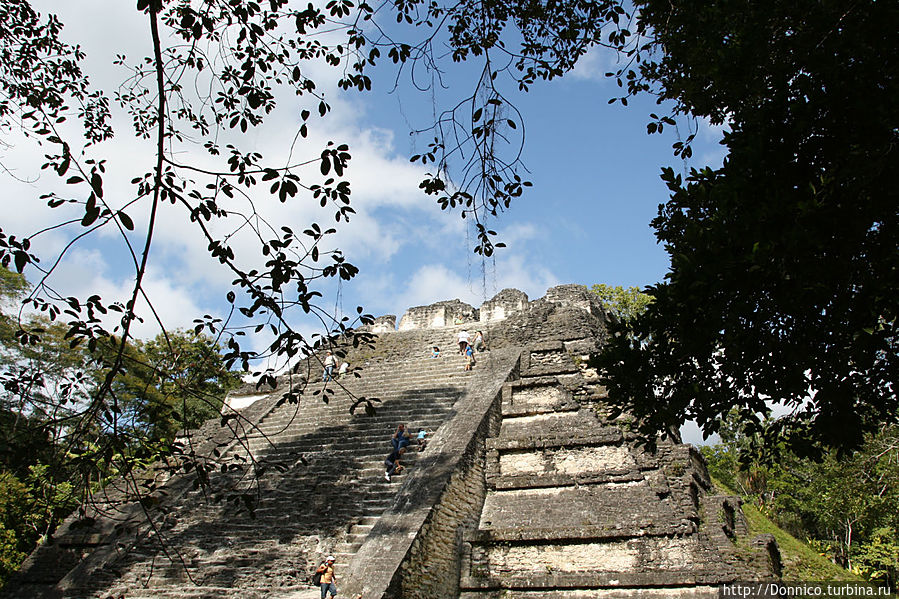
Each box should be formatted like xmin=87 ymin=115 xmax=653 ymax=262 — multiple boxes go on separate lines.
xmin=710 ymin=476 xmax=860 ymax=582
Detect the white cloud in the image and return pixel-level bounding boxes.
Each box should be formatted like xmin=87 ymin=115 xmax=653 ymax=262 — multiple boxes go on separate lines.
xmin=399 ymin=264 xmax=473 ymax=308
xmin=569 ymin=46 xmax=618 ymax=82
xmin=493 ymin=252 xmax=559 ymax=299
xmin=1 ymin=1 xmax=454 ymax=336
xmin=376 ymin=236 xmax=561 ymax=321
xmin=496 ymin=222 xmax=540 ymax=247
xmin=24 ymin=245 xmax=207 ymax=341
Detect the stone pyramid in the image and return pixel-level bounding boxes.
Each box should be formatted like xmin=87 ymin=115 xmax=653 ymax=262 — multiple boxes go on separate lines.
xmin=4 ymin=285 xmax=779 ymax=599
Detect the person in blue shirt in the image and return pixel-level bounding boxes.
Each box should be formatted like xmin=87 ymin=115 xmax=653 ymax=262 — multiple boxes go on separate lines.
xmin=391 ymin=424 xmax=411 ymax=450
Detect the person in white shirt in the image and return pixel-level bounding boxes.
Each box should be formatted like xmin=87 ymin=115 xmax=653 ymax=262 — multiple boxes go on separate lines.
xmin=322 ymin=351 xmax=337 ymax=382
xmin=457 ymin=330 xmax=470 ymax=354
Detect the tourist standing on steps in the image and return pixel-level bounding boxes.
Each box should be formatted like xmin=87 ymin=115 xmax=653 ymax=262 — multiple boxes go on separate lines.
xmin=457 ymin=329 xmax=470 ymax=354
xmin=322 ymin=351 xmax=337 ymax=382
xmin=431 ymin=345 xmax=440 ymax=358
xmin=473 ymin=330 xmax=487 ymax=352
xmin=337 ymin=360 xmax=349 ymax=378
xmin=464 ymin=344 xmax=476 ymax=371
xmin=316 ymin=556 xmax=338 ymax=599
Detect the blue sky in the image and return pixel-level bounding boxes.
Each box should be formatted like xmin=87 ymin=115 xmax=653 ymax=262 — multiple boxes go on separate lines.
xmin=336 ymin=57 xmax=725 ymax=318
xmin=3 ymin=1 xmax=725 ymax=360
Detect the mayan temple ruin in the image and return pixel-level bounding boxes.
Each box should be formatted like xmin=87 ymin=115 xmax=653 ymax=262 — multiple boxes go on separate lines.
xmin=4 ymin=285 xmax=781 ymax=598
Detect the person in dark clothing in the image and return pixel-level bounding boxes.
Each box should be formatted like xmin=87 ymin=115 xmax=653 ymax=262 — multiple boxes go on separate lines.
xmin=384 ymin=446 xmax=406 ymax=481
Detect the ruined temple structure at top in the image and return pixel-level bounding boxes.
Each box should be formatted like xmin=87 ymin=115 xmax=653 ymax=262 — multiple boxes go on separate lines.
xmin=5 ymin=285 xmax=781 ymax=599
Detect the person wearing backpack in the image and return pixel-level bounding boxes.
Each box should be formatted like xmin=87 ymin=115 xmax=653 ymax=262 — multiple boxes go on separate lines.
xmin=314 ymin=555 xmax=337 ymax=598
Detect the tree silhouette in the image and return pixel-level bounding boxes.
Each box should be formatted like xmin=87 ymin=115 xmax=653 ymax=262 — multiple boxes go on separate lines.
xmin=599 ymin=0 xmax=899 ymax=459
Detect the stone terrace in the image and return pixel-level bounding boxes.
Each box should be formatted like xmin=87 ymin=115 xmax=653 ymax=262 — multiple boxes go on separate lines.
xmin=456 ymin=342 xmax=780 ymax=598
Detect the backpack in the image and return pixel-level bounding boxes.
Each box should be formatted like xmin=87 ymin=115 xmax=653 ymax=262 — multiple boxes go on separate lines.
xmin=312 ymin=569 xmax=323 ymax=586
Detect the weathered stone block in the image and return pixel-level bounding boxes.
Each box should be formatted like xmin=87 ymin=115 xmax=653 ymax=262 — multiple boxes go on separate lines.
xmin=369 ymin=314 xmax=397 ymax=333
xmin=542 ymin=284 xmax=606 ymax=315
xmin=398 ymin=299 xmax=479 ymax=330
xmin=480 ymin=289 xmax=529 ymax=323
xmin=478 ymin=481 xmax=687 ymax=539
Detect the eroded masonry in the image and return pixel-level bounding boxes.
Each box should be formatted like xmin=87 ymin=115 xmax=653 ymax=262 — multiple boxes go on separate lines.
xmin=5 ymin=285 xmax=781 ymax=599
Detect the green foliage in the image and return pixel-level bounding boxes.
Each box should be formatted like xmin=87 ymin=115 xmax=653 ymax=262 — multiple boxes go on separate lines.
xmin=0 ymin=269 xmax=27 ymax=308
xmin=0 ymin=524 xmax=25 ymax=589
xmin=703 ymin=426 xmax=899 ymax=588
xmin=852 ymin=530 xmax=899 ymax=584
xmin=700 ymin=444 xmax=740 ymax=495
xmin=0 ymin=466 xmax=78 ymax=588
xmin=600 ymin=0 xmax=899 ymax=457
xmin=712 ymin=468 xmax=853 ymax=582
xmin=589 ymin=284 xmax=652 ymax=323
xmin=738 ymin=498 xmax=859 ymax=583
xmin=98 ymin=330 xmax=241 ymax=442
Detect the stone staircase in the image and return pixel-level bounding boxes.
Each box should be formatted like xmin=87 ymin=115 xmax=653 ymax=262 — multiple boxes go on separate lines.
xmin=5 ymin=325 xmax=520 ymax=599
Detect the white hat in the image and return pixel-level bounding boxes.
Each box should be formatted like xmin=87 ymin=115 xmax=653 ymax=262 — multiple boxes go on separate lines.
xmin=326 ymin=555 xmax=335 ymax=562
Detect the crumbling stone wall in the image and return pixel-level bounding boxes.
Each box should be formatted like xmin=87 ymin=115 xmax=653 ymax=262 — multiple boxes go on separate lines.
xmin=369 ymin=314 xmax=397 ymax=332
xmin=543 ymin=283 xmax=607 ymax=315
xmin=479 ymin=288 xmax=528 ymax=323
xmin=398 ymin=299 xmax=479 ymax=330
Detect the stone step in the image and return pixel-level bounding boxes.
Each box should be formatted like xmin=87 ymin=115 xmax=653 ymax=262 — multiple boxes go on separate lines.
xmin=348 ymin=523 xmax=374 ymax=536
xmin=475 ymin=483 xmax=694 ymax=541
xmin=247 ymin=429 xmax=444 ymax=448
xmin=334 ymin=540 xmax=363 ymax=553
xmin=486 ymin=443 xmax=649 ymax=491
xmin=520 ymin=362 xmax=579 ymax=377
xmin=460 ymin=533 xmax=737 ymax=590
xmin=491 ymin=412 xmax=623 ymax=450
xmin=250 ymin=415 xmax=451 ymax=438
xmin=104 ymin=585 xmax=322 ymax=599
